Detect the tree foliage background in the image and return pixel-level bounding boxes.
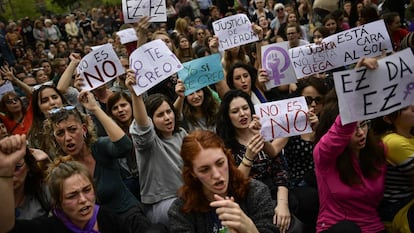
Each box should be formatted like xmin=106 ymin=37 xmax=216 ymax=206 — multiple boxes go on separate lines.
xmin=0 ymin=0 xmax=119 ymax=22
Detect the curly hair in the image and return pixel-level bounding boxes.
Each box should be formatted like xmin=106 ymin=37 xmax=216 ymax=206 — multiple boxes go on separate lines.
xmin=28 ymin=85 xmax=68 ymax=155
xmin=43 ymin=105 xmax=97 ymax=157
xmin=179 ymin=130 xmax=250 ymax=213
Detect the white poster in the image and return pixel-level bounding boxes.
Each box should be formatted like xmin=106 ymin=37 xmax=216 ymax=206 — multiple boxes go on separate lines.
xmin=129 ymin=39 xmax=183 ymax=96
xmin=254 ymin=96 xmax=312 ymax=140
xmin=290 ymin=20 xmax=393 ymax=78
xmin=213 ymin=14 xmax=259 ymax=51
xmin=122 ymin=0 xmax=167 ymax=23
xmin=333 ymin=48 xmax=414 ymax=124
xmin=77 ymin=44 xmax=125 ymax=91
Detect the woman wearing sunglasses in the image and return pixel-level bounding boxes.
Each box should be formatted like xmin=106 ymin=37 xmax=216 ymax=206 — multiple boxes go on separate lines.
xmin=0 ymin=65 xmax=34 ymax=135
xmin=42 ymin=91 xmax=159 ymax=233
xmin=269 ymin=76 xmax=329 ymax=232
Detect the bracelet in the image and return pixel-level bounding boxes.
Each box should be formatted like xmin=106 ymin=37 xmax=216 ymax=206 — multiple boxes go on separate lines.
xmin=240 ymin=160 xmax=252 ymax=168
xmin=244 ymin=155 xmax=254 ymax=162
xmin=0 ymin=174 xmax=14 ymax=179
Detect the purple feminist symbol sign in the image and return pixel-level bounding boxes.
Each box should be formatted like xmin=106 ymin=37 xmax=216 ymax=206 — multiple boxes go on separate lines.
xmin=263 ymin=47 xmax=290 ymax=85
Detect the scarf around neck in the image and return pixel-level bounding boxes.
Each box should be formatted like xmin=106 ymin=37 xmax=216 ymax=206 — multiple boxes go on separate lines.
xmin=53 ymin=204 xmax=100 ymax=233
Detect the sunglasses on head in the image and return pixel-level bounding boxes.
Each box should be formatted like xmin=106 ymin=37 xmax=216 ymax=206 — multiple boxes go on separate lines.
xmin=48 ymin=105 xmax=76 ymax=115
xmin=305 ymin=96 xmax=323 ymax=105
xmin=5 ymin=97 xmax=19 ymax=105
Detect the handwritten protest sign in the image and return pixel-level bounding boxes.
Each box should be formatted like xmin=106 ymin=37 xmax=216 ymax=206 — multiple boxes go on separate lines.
xmin=0 ymin=81 xmax=14 ymax=98
xmin=254 ymin=96 xmax=312 ymax=140
xmin=177 ymin=54 xmax=224 ymax=95
xmin=122 ymin=0 xmax=167 ymax=23
xmin=129 ymin=39 xmax=183 ymax=96
xmin=333 ymin=48 xmax=414 ymax=125
xmin=290 ymin=20 xmax=393 ymax=78
xmin=213 ymin=14 xmax=259 ymax=51
xmin=261 ymin=42 xmax=296 ymax=89
xmin=116 ymin=28 xmax=138 ymax=44
xmin=77 ymin=44 xmax=125 ymax=91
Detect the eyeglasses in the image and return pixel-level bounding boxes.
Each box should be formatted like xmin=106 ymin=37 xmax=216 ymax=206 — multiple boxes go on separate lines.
xmin=356 ymin=120 xmax=371 ymax=131
xmin=305 ymin=96 xmax=323 ymax=105
xmin=15 ymin=160 xmax=25 ymax=171
xmin=49 ymin=105 xmax=76 ymax=115
xmin=5 ymin=97 xmax=20 ymax=105
xmin=276 ymin=8 xmax=284 ymax=12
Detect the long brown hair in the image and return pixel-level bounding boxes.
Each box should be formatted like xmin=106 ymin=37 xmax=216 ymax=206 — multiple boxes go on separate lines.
xmin=314 ymin=89 xmax=385 ymax=186
xmin=179 ymin=130 xmax=250 ymax=213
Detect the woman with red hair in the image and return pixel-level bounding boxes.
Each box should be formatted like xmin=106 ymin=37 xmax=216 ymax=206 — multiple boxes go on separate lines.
xmin=168 ymin=130 xmax=277 ymax=233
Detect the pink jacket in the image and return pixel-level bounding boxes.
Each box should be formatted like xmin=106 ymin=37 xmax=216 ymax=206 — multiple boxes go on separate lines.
xmin=313 ymin=116 xmax=386 ymax=233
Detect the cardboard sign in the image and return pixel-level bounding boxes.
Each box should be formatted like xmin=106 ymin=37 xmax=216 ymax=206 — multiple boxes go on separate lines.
xmin=261 ymin=42 xmax=297 ymax=89
xmin=116 ymin=28 xmax=138 ymax=44
xmin=77 ymin=44 xmax=125 ymax=91
xmin=0 ymin=80 xmax=14 ymax=98
xmin=177 ymin=54 xmax=224 ymax=95
xmin=213 ymin=14 xmax=259 ymax=51
xmin=290 ymin=20 xmax=393 ymax=78
xmin=129 ymin=39 xmax=183 ymax=96
xmin=333 ymin=48 xmax=414 ymax=125
xmin=122 ymin=0 xmax=167 ymax=23
xmin=254 ymin=96 xmax=312 ymax=140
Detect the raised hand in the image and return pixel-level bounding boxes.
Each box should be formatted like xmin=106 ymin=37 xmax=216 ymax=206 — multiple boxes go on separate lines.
xmin=0 ymin=135 xmax=26 ymax=176
xmin=78 ymin=90 xmax=99 ymax=112
xmin=175 ymin=79 xmax=185 ymax=98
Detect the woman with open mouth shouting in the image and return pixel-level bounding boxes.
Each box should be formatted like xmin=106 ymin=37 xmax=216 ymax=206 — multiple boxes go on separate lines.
xmin=41 ymin=91 xmax=155 ymax=233
xmin=126 ymin=69 xmax=187 ymax=226
xmin=168 ymin=130 xmax=277 ymax=233
xmin=313 ymin=88 xmax=387 ymax=233
xmin=0 ymin=135 xmax=128 ymax=233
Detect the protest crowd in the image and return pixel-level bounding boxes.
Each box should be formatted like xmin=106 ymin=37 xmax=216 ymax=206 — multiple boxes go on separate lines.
xmin=0 ymin=0 xmax=414 ymax=232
